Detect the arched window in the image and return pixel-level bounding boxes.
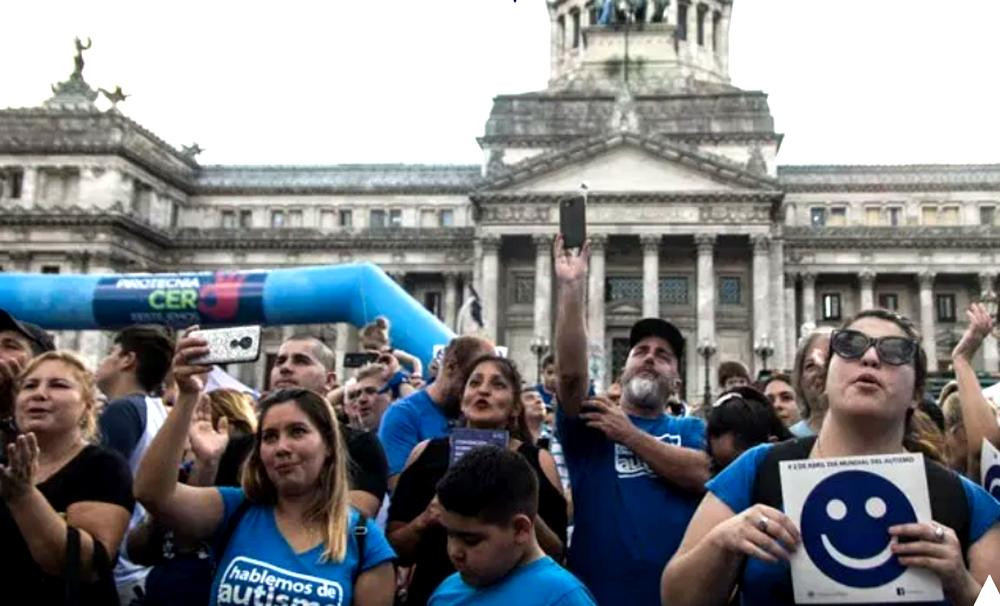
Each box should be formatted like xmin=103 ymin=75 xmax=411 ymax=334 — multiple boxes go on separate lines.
xmin=571 ymin=9 xmax=582 ymax=49
xmin=712 ymin=10 xmax=721 ymax=51
xmin=558 ymin=14 xmax=566 ymax=53
xmin=677 ymin=1 xmax=689 ymax=40
xmin=697 ymin=4 xmax=708 ymax=46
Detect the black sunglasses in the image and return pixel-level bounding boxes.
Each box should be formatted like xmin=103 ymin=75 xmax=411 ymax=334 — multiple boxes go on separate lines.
xmin=830 ymin=329 xmax=918 ymax=366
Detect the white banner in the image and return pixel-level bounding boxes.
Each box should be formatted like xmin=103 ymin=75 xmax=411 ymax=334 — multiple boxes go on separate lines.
xmin=781 ymin=453 xmax=942 ymax=604
xmin=982 ymin=438 xmax=1000 ymax=501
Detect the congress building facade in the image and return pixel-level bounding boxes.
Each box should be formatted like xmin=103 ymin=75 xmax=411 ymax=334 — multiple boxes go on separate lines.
xmin=2 ymin=0 xmax=999 ymax=399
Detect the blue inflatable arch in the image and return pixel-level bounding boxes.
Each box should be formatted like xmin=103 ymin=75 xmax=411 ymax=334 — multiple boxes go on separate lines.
xmin=0 ymin=262 xmax=455 ymax=367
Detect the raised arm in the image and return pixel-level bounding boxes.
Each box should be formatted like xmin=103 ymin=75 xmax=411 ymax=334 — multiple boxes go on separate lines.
xmin=951 ymin=303 xmax=1000 ymax=477
xmin=134 ymin=331 xmax=225 ymax=539
xmin=393 ymin=349 xmax=423 ymax=377
xmin=553 ymin=234 xmax=591 ymax=417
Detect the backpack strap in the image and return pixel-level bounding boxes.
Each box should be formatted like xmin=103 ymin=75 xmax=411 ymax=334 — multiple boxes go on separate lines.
xmin=752 ymin=436 xmax=818 ymax=509
xmin=353 ymin=514 xmax=369 ymax=583
xmin=64 ymin=525 xmax=118 ymax=606
xmin=64 ymin=525 xmax=82 ymax=604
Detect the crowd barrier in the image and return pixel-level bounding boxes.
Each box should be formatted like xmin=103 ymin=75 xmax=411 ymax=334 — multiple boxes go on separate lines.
xmin=0 ymin=262 xmax=454 ymax=367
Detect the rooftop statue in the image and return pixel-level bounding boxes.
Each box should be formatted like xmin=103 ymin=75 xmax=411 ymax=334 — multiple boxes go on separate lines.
xmin=73 ymin=37 xmax=92 ymax=78
xmin=98 ymin=86 xmax=129 ymax=109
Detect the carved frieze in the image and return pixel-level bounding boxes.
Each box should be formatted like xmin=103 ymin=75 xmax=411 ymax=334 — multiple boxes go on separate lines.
xmin=699 ymin=204 xmax=771 ymax=224
xmin=479 ymin=205 xmax=552 ymax=224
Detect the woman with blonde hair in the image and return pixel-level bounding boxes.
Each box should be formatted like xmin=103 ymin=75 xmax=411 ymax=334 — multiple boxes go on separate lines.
xmin=1 ymin=350 xmax=133 ymax=603
xmin=135 ymin=332 xmax=396 ymax=606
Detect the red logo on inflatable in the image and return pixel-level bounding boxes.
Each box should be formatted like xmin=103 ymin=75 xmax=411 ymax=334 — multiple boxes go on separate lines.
xmin=198 ymin=272 xmax=246 ymax=322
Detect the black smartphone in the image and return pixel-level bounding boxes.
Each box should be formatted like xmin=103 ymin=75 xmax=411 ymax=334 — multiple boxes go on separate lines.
xmin=560 ymin=194 xmax=587 ymax=249
xmin=344 ymin=352 xmax=380 ymax=368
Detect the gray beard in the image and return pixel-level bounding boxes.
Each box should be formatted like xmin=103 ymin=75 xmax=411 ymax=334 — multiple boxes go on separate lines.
xmin=624 ymin=376 xmax=666 ymax=410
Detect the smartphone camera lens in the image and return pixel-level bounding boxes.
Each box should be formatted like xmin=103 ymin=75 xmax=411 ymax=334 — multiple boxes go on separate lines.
xmin=230 ymin=339 xmax=240 ymax=349
xmin=239 ymin=336 xmax=253 ymax=349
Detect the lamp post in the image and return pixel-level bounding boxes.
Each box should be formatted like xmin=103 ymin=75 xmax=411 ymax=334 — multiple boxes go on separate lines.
xmin=754 ymin=335 xmax=775 ymax=372
xmin=530 ymin=336 xmax=550 ymax=383
xmin=696 ymin=338 xmax=716 ymax=408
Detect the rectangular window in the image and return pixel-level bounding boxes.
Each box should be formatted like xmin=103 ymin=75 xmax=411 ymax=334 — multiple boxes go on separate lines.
xmin=439 ymin=209 xmax=455 ymax=227
xmin=822 ymin=293 xmax=842 ymax=321
xmin=865 ymin=207 xmax=881 ymax=226
xmin=271 ymin=210 xmax=285 ymax=229
xmin=557 ymin=15 xmax=566 ymax=53
xmin=389 ymin=209 xmax=403 ymax=228
xmin=696 ymin=4 xmax=707 ymax=46
xmin=571 ymin=10 xmax=581 ymax=49
xmin=810 ymin=207 xmax=826 ymax=227
xmin=338 ymin=209 xmax=352 ymax=227
xmin=829 ymin=207 xmax=847 ymax=227
xmin=921 ymin=206 xmax=938 ymax=226
xmin=41 ymin=265 xmax=60 ymax=274
xmin=980 ymin=206 xmax=996 ymax=226
xmin=877 ymin=293 xmax=899 ymax=311
xmin=423 ymin=291 xmax=443 ymax=318
xmin=320 ymin=210 xmax=336 ymax=230
xmin=887 ymin=206 xmax=902 ymax=227
xmin=940 ymin=206 xmax=959 ymax=226
xmin=606 ymin=277 xmax=642 ymax=303
xmin=936 ymin=294 xmax=956 ymax=322
xmin=2 ymin=168 xmax=24 ymax=199
xmin=719 ymin=276 xmax=742 ymax=305
xmin=370 ymin=209 xmax=387 ymax=228
xmin=170 ymin=202 xmax=179 ymax=228
xmin=221 ymin=210 xmax=236 ymax=229
xmin=659 ymin=276 xmax=690 ymax=305
xmin=677 ymin=2 xmax=688 ymax=40
xmin=289 ymin=210 xmax=303 ymax=228
xmin=239 ymin=210 xmax=253 ymax=228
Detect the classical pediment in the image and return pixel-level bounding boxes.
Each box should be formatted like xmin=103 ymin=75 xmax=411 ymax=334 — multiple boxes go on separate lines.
xmin=481 ymin=133 xmax=778 ymax=193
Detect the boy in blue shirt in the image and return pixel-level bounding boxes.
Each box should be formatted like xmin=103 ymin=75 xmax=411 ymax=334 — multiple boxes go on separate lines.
xmin=429 ymin=447 xmax=595 ymax=606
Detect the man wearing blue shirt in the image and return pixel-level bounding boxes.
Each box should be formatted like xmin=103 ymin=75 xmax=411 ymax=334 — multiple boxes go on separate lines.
xmin=429 ymin=446 xmax=595 ymax=606
xmin=552 ymin=235 xmax=712 ymax=606
xmin=378 ymin=335 xmax=494 ymax=490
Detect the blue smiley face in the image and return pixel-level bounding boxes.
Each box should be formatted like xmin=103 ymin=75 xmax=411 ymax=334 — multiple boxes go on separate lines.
xmin=800 ymin=470 xmax=916 ymax=588
xmin=985 ymin=464 xmax=1000 ymax=500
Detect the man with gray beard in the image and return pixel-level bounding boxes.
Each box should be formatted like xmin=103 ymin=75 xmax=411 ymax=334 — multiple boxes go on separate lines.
xmin=552 ymin=235 xmax=710 ymax=606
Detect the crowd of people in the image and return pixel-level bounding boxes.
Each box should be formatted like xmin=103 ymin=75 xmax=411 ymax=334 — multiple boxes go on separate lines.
xmin=0 ymin=234 xmax=999 ymax=605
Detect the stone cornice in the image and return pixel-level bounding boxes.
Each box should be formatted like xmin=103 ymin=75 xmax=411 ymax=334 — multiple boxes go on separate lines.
xmin=778 ymin=164 xmax=1000 ymax=193
xmin=171 ymin=227 xmax=475 ymax=251
xmin=784 ymin=226 xmax=1000 ymax=249
xmin=471 ymin=190 xmax=783 ymax=204
xmin=195 ymin=164 xmax=482 ymax=195
xmin=0 ymin=205 xmax=174 ymax=248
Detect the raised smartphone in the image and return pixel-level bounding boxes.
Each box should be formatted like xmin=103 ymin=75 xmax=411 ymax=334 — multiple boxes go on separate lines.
xmin=188 ymin=325 xmax=262 ymax=365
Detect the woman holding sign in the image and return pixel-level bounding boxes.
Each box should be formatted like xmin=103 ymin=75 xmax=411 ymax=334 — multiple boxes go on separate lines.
xmin=661 ymin=309 xmax=1000 ymax=606
xmin=387 ymin=355 xmax=567 ymax=606
xmin=135 ymin=332 xmax=397 ymax=606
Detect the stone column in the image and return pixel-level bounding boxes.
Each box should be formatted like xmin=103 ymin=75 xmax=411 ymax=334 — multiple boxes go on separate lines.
xmin=718 ymin=3 xmax=732 ymax=74
xmin=641 ymin=235 xmax=660 ymax=318
xmin=444 ymin=272 xmax=460 ymax=331
xmin=979 ymin=272 xmax=1000 ymax=372
xmin=20 ymin=167 xmax=37 ymax=205
xmin=784 ymin=273 xmax=798 ymax=368
xmin=695 ymin=234 xmax=717 ymax=395
xmin=751 ymin=235 xmax=771 ymax=375
xmin=918 ymin=271 xmax=939 ymax=373
xmin=860 ymin=270 xmax=876 ymax=310
xmin=533 ymin=234 xmax=553 ymax=344
xmin=802 ymin=272 xmax=816 ymax=329
xmin=587 ymin=235 xmax=608 ymax=369
xmin=480 ymin=235 xmax=501 ymax=342
xmin=769 ymin=237 xmax=786 ymax=370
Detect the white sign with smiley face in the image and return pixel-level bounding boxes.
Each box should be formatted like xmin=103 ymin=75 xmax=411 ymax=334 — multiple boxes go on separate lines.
xmin=982 ymin=438 xmax=1000 ymax=501
xmin=781 ymin=454 xmax=943 ymax=604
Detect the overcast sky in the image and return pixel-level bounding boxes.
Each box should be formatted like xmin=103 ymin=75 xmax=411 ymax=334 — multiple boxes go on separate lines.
xmin=4 ymin=1 xmax=999 ymax=167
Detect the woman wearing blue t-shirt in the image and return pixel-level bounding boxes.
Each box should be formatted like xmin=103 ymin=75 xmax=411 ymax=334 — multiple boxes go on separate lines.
xmin=662 ymin=309 xmax=1000 ymax=606
xmin=136 ymin=332 xmax=396 ymax=606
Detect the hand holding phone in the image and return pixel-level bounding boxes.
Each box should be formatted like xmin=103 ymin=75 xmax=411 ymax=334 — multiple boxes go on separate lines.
xmin=187 ymin=326 xmax=262 ymax=365
xmin=559 ymin=193 xmax=587 ymax=249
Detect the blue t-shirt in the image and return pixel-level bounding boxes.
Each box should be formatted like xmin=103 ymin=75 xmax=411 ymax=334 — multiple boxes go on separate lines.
xmin=378 ymin=389 xmax=451 ymax=476
xmin=429 ymin=556 xmax=596 ymax=606
xmin=706 ymin=444 xmax=1000 ymax=606
xmin=556 ymin=407 xmax=706 ymax=606
xmin=210 ymin=487 xmax=396 ymax=606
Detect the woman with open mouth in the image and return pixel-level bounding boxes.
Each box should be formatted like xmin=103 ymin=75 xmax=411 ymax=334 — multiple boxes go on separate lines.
xmin=661 ymin=308 xmax=1000 ymax=606
xmin=387 ymin=355 xmax=567 ymax=606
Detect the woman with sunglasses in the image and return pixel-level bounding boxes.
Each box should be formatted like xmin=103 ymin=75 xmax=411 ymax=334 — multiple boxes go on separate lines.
xmin=661 ymin=309 xmax=1000 ymax=606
